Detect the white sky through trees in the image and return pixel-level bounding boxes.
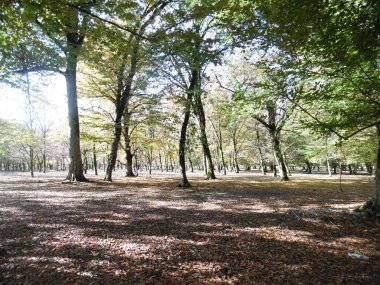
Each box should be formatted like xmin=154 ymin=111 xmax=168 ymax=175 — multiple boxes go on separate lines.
xmin=0 ymin=75 xmax=68 ymax=124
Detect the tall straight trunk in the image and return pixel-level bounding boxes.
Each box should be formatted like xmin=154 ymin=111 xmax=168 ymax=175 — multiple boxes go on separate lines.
xmin=219 ymin=138 xmax=227 ymax=175
xmin=178 ymin=70 xmax=197 ymax=187
xmin=29 ymin=148 xmax=34 ymax=178
xmin=65 ymin=65 xmax=86 ymax=181
xmin=255 ymin=126 xmax=266 ymax=175
xmin=159 ymin=153 xmax=163 ymax=172
xmin=93 ymin=143 xmax=98 ymax=175
xmin=233 ymin=139 xmax=240 ymax=173
xmin=327 ymin=158 xmax=332 ymax=176
xmin=42 ymin=133 xmax=47 ymax=173
xmin=375 ymin=124 xmax=380 ymax=212
xmin=124 ymin=103 xmax=135 ymax=177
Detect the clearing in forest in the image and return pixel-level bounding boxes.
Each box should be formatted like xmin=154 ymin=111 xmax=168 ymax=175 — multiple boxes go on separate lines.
xmin=0 ymin=171 xmax=379 ymax=284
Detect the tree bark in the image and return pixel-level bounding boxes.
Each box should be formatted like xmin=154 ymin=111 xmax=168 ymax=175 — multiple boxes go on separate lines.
xmin=93 ymin=143 xmax=98 ymax=175
xmin=178 ymin=70 xmax=198 ymax=187
xmin=105 ymin=42 xmax=139 ymax=181
xmin=124 ymin=103 xmax=135 ymax=177
xmin=65 ymin=66 xmax=86 ymax=181
xmin=193 ymin=89 xmax=216 ymax=179
xmin=271 ymin=133 xmax=289 ymax=181
xmin=255 ymin=125 xmax=267 ymax=176
xmin=375 ymin=124 xmax=380 ymax=212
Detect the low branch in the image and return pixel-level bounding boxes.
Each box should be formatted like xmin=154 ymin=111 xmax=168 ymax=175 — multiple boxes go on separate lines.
xmin=13 ymin=66 xmax=65 ymax=75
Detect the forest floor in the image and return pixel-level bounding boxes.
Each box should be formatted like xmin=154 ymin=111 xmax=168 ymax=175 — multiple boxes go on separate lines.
xmin=0 ymin=170 xmax=379 ymax=284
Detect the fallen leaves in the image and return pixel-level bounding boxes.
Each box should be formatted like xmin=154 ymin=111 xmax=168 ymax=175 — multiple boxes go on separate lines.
xmin=0 ymin=172 xmax=379 ymax=284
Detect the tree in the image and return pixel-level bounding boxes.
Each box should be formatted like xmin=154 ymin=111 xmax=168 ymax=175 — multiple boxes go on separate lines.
xmin=1 ymin=0 xmax=96 ymax=181
xmin=261 ymin=0 xmax=380 ymax=208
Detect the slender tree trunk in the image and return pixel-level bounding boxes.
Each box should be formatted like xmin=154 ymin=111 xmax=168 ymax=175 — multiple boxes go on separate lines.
xmin=195 ymin=103 xmax=216 ymax=179
xmin=374 ymin=124 xmax=380 ymax=212
xmin=42 ymin=133 xmax=47 ymax=173
xmin=193 ymin=82 xmax=216 ymax=179
xmin=29 ymin=148 xmax=34 ymax=178
xmin=104 ymin=120 xmax=122 ymax=181
xmin=219 ymin=140 xmax=227 ymax=175
xmin=255 ymin=126 xmax=267 ymax=176
xmin=93 ymin=143 xmax=98 ymax=175
xmin=178 ymin=70 xmax=197 ymax=187
xmin=327 ymin=158 xmax=332 ymax=176
xmin=233 ymin=139 xmax=240 ymax=173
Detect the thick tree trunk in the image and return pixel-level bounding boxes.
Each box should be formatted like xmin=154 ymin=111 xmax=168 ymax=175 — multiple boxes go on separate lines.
xmin=271 ymin=134 xmax=289 ymax=181
xmin=65 ymin=66 xmax=86 ymax=181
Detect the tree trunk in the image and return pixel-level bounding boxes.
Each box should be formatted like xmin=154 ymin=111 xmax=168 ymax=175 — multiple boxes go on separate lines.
xmin=93 ymin=143 xmax=98 ymax=175
xmin=105 ymin=42 xmax=139 ymax=181
xmin=271 ymin=134 xmax=289 ymax=181
xmin=193 ymin=84 xmax=216 ymax=180
xmin=233 ymin=142 xmax=240 ymax=173
xmin=305 ymin=160 xmax=312 ymax=174
xmin=124 ymin=107 xmax=135 ymax=177
xmin=104 ymin=119 xmax=122 ymax=181
xmin=255 ymin=126 xmax=267 ymax=176
xmin=178 ymin=70 xmax=198 ymax=187
xmin=65 ymin=66 xmax=86 ymax=181
xmin=29 ymin=147 xmax=34 ymax=178
xmin=327 ymin=158 xmax=332 ymax=176
xmin=374 ymin=124 xmax=380 ymax=212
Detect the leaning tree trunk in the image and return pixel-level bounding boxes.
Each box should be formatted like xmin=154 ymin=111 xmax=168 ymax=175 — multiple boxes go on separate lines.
xmin=193 ymin=90 xmax=216 ymax=180
xmin=104 ymin=115 xmax=123 ymax=181
xmin=178 ymin=70 xmax=198 ymax=187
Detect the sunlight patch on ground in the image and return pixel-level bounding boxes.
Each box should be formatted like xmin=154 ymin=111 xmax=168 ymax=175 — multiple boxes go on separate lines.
xmin=247 ymin=227 xmax=315 ymax=243
xmin=326 ymin=202 xmax=363 ymax=210
xmin=231 ymin=202 xmax=275 ymax=213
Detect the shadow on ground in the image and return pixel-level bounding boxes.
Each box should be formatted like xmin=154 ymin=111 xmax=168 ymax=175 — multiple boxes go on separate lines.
xmin=0 ymin=172 xmax=379 ymax=284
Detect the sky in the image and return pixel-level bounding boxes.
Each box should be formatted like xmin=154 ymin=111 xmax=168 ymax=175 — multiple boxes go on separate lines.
xmin=0 ymin=74 xmax=68 ymax=125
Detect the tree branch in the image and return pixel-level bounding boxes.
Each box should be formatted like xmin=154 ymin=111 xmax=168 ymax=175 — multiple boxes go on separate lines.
xmin=66 ymin=3 xmax=149 ymax=40
xmin=13 ymin=65 xmax=65 ymax=75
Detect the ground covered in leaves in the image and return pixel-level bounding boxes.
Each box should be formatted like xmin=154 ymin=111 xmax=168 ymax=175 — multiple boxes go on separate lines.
xmin=0 ymin=170 xmax=379 ymax=284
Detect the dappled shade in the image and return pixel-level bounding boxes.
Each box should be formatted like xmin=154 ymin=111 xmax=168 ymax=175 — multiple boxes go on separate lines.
xmin=0 ymin=172 xmax=379 ymax=284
